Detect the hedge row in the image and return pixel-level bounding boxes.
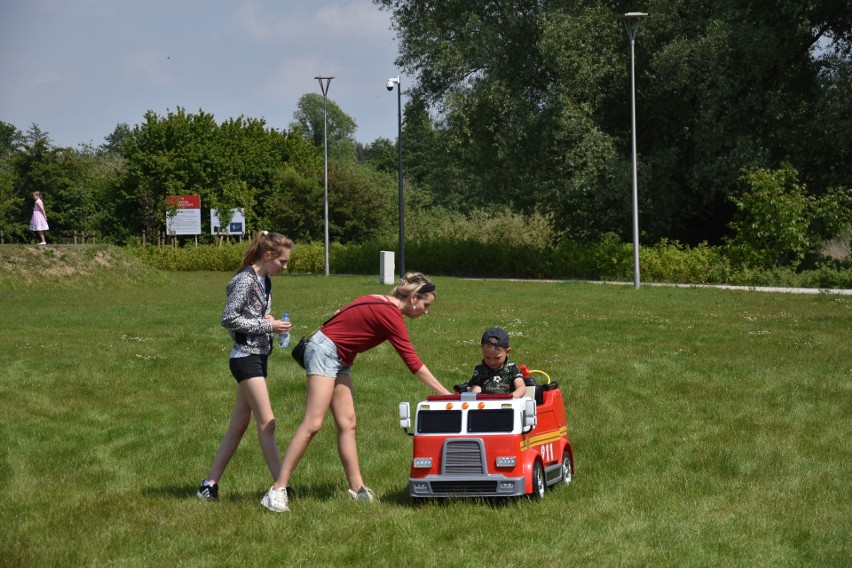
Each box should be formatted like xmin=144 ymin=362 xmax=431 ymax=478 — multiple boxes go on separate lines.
xmin=126 ymin=239 xmax=852 ymax=289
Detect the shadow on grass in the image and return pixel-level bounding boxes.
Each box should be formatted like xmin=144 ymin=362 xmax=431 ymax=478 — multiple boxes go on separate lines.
xmin=382 ymin=486 xmax=523 ymax=508
xmin=145 ymin=483 xmax=529 ymax=509
xmin=144 ymin=482 xmax=353 ymax=503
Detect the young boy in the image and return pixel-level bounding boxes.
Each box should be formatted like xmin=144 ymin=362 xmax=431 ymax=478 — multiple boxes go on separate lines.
xmin=469 ymin=327 xmax=526 ymax=398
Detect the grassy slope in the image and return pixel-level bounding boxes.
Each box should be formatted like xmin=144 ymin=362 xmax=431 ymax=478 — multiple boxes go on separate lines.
xmin=0 ymin=245 xmax=849 ymax=567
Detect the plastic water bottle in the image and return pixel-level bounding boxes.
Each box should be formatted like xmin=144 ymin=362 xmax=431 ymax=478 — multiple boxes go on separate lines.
xmin=278 ymin=312 xmax=290 ymax=349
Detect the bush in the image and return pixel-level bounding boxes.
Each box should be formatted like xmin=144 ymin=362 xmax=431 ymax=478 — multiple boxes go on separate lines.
xmin=591 ymin=233 xmax=633 ymax=281
xmin=122 ymin=236 xmax=850 ymax=290
xmin=641 ymin=239 xmax=731 ymax=283
xmin=727 ymin=164 xmax=852 ymax=269
xmin=126 ymin=243 xmax=245 ymax=271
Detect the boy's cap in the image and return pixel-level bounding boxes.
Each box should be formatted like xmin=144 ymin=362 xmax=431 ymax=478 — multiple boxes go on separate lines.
xmin=481 ymin=327 xmax=510 ymax=348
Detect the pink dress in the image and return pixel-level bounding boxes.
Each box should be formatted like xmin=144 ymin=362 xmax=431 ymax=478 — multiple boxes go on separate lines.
xmin=30 ymin=199 xmax=49 ymax=231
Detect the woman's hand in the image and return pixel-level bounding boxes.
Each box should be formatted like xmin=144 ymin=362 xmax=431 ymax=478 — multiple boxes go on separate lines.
xmin=265 ymin=315 xmax=293 ymax=334
xmin=415 ymin=365 xmax=451 ymax=395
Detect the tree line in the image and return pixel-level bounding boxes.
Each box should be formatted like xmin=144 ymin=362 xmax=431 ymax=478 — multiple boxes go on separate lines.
xmin=1 ymin=0 xmax=850 ymax=273
xmin=373 ymin=0 xmax=851 ymax=246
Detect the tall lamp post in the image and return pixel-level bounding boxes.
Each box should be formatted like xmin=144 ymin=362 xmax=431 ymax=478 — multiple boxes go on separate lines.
xmin=315 ymin=75 xmax=334 ymax=276
xmin=386 ymin=75 xmax=404 ymax=278
xmin=622 ymin=12 xmax=646 ymax=289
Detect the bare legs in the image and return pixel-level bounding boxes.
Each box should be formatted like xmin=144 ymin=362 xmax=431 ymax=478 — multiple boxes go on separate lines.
xmin=330 ymin=374 xmax=364 ymax=491
xmin=205 ymin=376 xmax=281 ymax=484
xmin=274 ymin=373 xmax=364 ymax=492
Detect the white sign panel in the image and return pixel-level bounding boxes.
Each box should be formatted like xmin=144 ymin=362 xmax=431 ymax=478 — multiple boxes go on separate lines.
xmin=165 ymin=195 xmax=201 ymax=235
xmin=210 ymin=208 xmax=246 ymax=235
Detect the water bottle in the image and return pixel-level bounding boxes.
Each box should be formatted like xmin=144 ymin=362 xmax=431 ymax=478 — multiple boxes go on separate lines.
xmin=278 ymin=312 xmax=290 ymax=348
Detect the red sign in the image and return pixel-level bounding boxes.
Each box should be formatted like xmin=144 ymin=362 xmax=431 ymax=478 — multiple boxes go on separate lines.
xmin=166 ymin=195 xmax=201 ymax=209
xmin=165 ymin=194 xmax=202 ymax=235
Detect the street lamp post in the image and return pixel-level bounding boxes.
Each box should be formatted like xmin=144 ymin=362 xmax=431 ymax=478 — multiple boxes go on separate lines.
xmin=387 ymin=76 xmax=404 ymax=278
xmin=622 ymin=12 xmax=646 ymax=289
xmin=315 ymin=75 xmax=334 ymax=276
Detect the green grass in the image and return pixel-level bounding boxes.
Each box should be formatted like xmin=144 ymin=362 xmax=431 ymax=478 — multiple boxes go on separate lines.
xmin=1 ymin=252 xmax=850 ymax=566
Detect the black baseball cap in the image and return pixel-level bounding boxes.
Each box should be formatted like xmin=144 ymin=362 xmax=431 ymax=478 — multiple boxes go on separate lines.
xmin=481 ymin=327 xmax=510 ymax=348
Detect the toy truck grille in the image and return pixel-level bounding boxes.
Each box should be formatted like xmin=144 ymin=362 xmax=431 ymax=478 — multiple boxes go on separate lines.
xmin=443 ymin=439 xmax=485 ymax=474
xmin=430 ymin=480 xmax=498 ymax=494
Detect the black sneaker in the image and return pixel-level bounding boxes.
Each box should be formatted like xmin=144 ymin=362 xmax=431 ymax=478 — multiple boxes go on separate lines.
xmin=196 ymin=481 xmax=219 ymax=501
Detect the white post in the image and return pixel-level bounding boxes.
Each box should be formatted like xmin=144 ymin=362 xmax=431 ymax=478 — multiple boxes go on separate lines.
xmin=380 ymin=251 xmax=395 ymax=285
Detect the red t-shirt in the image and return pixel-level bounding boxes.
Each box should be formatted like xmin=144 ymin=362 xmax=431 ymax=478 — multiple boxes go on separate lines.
xmin=321 ymin=296 xmax=424 ymax=373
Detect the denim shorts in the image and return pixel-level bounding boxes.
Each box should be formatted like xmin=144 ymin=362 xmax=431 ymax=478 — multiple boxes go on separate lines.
xmin=304 ymin=330 xmax=351 ymax=378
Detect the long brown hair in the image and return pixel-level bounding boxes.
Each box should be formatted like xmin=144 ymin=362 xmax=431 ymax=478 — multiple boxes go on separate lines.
xmin=237 ymin=231 xmax=294 ymax=273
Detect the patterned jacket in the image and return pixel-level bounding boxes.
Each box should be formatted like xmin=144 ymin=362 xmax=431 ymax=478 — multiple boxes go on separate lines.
xmin=221 ymin=265 xmax=273 ymax=355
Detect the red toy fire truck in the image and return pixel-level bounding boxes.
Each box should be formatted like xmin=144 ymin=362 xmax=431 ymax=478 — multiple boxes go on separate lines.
xmin=398 ymin=367 xmax=574 ymax=499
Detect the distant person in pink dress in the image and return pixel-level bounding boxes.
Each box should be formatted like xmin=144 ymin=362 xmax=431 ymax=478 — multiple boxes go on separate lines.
xmin=30 ymin=192 xmax=49 ymax=245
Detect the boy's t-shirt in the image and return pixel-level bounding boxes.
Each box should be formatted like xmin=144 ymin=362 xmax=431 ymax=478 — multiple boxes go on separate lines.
xmin=469 ymin=359 xmax=523 ymax=393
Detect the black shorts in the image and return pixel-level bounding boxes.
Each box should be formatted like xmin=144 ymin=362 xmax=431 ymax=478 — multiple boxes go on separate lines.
xmin=229 ymin=354 xmax=269 ymax=383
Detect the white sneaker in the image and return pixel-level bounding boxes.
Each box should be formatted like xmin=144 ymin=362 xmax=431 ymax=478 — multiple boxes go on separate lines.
xmin=348 ymin=486 xmax=375 ymax=501
xmin=261 ymin=486 xmax=289 ymax=512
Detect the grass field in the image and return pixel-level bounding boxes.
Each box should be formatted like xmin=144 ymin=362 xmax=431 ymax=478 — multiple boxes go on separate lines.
xmin=1 ymin=247 xmax=850 ymax=567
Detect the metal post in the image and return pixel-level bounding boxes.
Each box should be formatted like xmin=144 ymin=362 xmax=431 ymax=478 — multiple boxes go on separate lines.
xmin=623 ymin=13 xmax=646 ymax=289
xmin=388 ymin=76 xmax=405 ymax=278
xmin=315 ymin=76 xmax=333 ymax=276
xmin=397 ymin=79 xmax=405 ymax=278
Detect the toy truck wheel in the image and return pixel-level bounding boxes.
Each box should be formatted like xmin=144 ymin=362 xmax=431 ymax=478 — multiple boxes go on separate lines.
xmin=561 ymin=450 xmax=573 ymax=485
xmin=532 ymin=460 xmax=546 ymax=499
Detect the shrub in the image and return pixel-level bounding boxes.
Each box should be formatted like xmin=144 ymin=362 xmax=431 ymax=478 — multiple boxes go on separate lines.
xmin=126 ymin=243 xmax=245 ymax=271
xmin=641 ymin=239 xmax=731 ymax=283
xmin=727 ymin=164 xmax=852 ymax=269
xmin=591 ymin=232 xmax=633 ymax=280
xmin=123 ymin=235 xmax=849 ymax=290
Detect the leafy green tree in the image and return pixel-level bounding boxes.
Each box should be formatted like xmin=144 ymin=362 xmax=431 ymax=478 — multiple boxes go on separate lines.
xmin=290 ymin=93 xmax=358 ymax=160
xmin=361 ymin=137 xmax=397 ymax=175
xmin=401 ymin=96 xmax=437 ymax=188
xmin=727 ymin=164 xmax=851 ymax=268
xmin=5 ymin=126 xmax=104 ymax=241
xmin=376 ymin=0 xmax=852 ymax=244
xmin=329 ymin=160 xmax=396 ymax=243
xmin=109 ymin=107 xmax=325 ymax=243
xmin=0 ymin=121 xmax=22 ymax=157
xmin=0 ymin=122 xmax=24 ymax=239
xmin=100 ymin=123 xmax=132 ymax=155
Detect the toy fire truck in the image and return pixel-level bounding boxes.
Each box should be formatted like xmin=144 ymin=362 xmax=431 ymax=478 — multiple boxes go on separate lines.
xmin=398 ymin=367 xmax=573 ymax=499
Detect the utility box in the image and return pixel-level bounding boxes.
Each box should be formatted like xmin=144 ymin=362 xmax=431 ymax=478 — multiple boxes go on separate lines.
xmin=380 ymin=251 xmax=395 ymax=285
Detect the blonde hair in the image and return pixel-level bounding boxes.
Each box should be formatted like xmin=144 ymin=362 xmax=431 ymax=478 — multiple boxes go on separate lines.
xmin=391 ymin=271 xmax=435 ymax=300
xmin=238 ymin=231 xmax=294 ymax=272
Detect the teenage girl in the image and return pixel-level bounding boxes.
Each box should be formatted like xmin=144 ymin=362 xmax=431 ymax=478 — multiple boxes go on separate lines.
xmin=261 ymin=272 xmax=449 ymax=512
xmin=197 ymin=231 xmax=294 ymax=500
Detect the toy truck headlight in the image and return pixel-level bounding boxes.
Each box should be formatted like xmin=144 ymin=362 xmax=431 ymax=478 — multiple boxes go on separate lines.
xmin=523 ymin=399 xmax=537 ymax=430
xmin=495 ymin=457 xmax=516 ymax=468
xmin=413 ymin=457 xmax=432 ymax=468
xmin=398 ymin=402 xmax=411 ymax=429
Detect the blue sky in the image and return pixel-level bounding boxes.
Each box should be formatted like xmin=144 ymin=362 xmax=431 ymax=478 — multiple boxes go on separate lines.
xmin=0 ymin=0 xmax=405 ymax=148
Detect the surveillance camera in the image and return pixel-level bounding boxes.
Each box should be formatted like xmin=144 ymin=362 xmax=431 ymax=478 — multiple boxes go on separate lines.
xmin=386 ymin=80 xmax=395 ymax=91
